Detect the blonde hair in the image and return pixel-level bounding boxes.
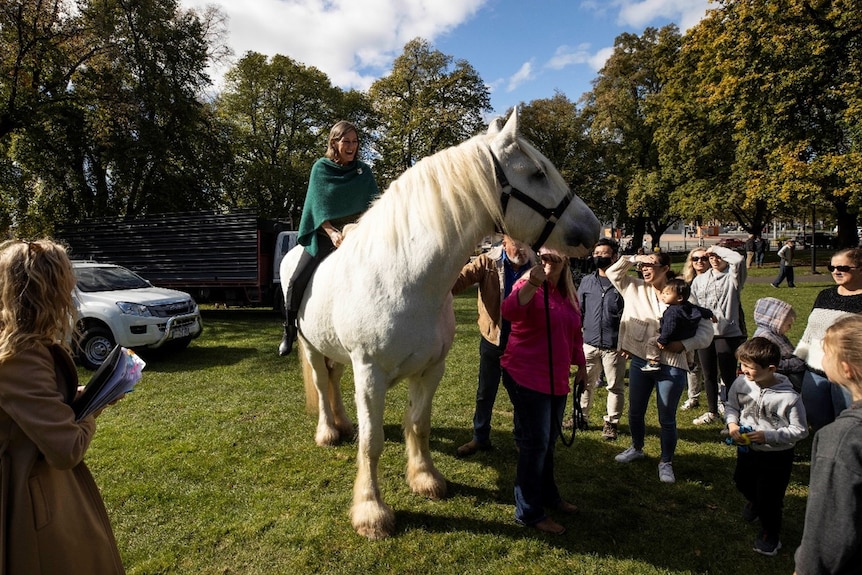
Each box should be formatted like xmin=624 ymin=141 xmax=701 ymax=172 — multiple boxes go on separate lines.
xmin=0 ymin=239 xmax=76 ymax=362
xmin=682 ymin=247 xmax=707 ymax=284
xmin=557 ymin=259 xmax=580 ymax=312
xmin=822 ymin=314 xmax=862 ymax=390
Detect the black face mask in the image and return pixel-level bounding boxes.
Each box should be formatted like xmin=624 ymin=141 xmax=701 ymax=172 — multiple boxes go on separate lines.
xmin=593 ymin=256 xmax=613 ymax=269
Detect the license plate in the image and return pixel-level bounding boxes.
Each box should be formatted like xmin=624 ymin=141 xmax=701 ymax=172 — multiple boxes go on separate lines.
xmin=170 ymin=326 xmax=191 ymax=339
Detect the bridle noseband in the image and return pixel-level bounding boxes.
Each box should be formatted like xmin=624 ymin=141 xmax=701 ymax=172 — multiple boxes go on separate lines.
xmin=490 ymin=151 xmax=575 ymax=253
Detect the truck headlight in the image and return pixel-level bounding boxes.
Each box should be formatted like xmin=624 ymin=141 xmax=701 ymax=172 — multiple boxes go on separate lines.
xmin=116 ymin=302 xmax=153 ymax=316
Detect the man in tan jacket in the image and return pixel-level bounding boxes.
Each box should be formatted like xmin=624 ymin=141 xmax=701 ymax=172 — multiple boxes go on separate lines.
xmin=451 ymin=235 xmax=534 ymax=457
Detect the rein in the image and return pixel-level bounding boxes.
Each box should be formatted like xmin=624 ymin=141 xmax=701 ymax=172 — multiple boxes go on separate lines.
xmin=490 ymin=152 xmax=575 ymax=253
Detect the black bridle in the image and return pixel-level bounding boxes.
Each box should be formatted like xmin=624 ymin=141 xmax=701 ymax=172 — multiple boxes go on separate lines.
xmin=490 ymin=151 xmax=576 ymax=253
xmin=491 ymin=149 xmax=581 ymax=447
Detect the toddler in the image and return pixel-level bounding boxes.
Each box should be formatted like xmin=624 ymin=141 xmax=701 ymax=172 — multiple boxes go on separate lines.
xmin=752 ymin=297 xmax=806 ymax=390
xmin=643 ymin=278 xmax=714 ymax=372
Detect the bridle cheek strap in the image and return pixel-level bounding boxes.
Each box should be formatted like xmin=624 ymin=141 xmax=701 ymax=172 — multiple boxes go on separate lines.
xmin=490 ymin=152 xmax=574 ymax=253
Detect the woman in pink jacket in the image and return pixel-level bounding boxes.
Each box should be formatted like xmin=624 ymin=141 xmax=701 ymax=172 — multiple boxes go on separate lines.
xmin=501 ymin=247 xmax=586 ymax=535
xmin=0 ymin=239 xmax=125 ymax=574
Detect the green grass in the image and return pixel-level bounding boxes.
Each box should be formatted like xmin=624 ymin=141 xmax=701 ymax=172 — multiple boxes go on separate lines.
xmin=83 ymin=276 xmax=828 ymax=575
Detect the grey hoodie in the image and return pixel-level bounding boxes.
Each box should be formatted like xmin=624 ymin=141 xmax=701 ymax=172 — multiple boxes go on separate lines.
xmin=724 ymin=372 xmax=808 ymax=451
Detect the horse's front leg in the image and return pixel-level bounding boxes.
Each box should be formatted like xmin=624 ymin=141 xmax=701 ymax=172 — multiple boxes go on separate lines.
xmin=404 ymin=363 xmax=447 ymax=500
xmin=350 ymin=364 xmax=394 ymax=540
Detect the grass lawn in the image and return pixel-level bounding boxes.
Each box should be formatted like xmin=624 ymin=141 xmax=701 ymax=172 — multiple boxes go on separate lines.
xmin=83 ymin=265 xmax=833 ymax=575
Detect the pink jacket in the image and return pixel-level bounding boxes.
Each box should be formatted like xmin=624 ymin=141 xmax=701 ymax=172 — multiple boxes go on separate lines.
xmin=501 ymin=279 xmax=585 ymax=395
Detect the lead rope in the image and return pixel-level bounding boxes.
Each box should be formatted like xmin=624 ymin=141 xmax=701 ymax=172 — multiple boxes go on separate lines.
xmin=544 ymin=282 xmax=578 ymax=448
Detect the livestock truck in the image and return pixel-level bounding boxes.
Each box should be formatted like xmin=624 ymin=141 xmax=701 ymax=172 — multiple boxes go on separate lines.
xmin=57 ymin=210 xmax=297 ymax=309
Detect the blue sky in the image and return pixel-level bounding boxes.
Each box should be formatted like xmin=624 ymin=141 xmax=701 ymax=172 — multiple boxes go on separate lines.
xmin=180 ymin=0 xmax=714 ymax=116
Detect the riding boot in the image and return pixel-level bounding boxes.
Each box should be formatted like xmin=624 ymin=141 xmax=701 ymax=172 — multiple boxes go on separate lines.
xmin=278 ymin=319 xmax=297 ymax=356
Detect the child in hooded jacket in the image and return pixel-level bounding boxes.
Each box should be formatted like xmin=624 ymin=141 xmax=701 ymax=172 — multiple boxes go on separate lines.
xmin=752 ymin=297 xmax=807 ymax=390
xmin=725 ymin=337 xmax=808 ymax=557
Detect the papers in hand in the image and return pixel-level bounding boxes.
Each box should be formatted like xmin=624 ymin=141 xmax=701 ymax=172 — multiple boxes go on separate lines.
xmin=73 ymin=346 xmax=145 ymax=420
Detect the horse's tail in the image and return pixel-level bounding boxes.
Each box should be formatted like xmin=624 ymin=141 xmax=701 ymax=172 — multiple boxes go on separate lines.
xmin=298 ymin=338 xmax=319 ymax=413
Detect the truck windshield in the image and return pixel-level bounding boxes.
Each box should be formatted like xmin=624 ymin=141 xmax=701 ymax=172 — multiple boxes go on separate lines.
xmin=75 ymin=266 xmax=151 ymax=292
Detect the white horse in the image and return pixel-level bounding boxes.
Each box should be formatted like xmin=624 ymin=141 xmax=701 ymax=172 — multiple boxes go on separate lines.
xmin=281 ymin=110 xmax=600 ymax=539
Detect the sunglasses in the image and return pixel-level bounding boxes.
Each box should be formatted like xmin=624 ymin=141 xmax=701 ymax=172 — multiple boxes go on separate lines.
xmin=827 ymin=264 xmax=859 ymax=273
xmin=690 ymin=256 xmax=710 ymax=262
xmin=540 ymin=253 xmax=563 ymax=264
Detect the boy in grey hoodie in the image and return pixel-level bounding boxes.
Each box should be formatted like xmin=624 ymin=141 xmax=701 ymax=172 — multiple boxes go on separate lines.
xmin=725 ymin=337 xmax=808 ymax=557
xmin=752 ymin=297 xmax=807 ymax=390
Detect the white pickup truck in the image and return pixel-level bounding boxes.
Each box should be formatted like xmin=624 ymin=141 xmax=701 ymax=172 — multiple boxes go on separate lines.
xmin=72 ymin=261 xmax=203 ymax=369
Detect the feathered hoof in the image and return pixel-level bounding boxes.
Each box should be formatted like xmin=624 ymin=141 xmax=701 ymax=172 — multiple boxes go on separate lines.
xmin=408 ymin=468 xmax=447 ymax=500
xmin=315 ymin=424 xmax=342 ymax=447
xmin=351 ymin=500 xmax=395 ymax=540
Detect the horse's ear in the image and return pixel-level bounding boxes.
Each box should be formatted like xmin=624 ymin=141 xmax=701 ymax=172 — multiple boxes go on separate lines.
xmin=501 ymin=107 xmax=520 ymax=136
xmin=487 ymin=116 xmax=505 ymax=135
xmin=488 ymin=107 xmax=519 ymax=136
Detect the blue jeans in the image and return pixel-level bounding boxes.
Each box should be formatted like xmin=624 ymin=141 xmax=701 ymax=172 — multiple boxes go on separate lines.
xmin=627 ymin=356 xmax=687 ymax=463
xmin=773 ymin=264 xmax=795 ymax=287
xmin=502 ymin=369 xmax=567 ymax=526
xmin=801 ymin=370 xmax=852 ymax=430
xmin=471 ymin=337 xmax=505 ymax=444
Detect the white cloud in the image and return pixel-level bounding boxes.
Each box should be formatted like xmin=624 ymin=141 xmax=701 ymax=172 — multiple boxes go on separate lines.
xmin=180 ymin=0 xmax=488 ymax=90
xmin=614 ymin=0 xmax=714 ymax=31
xmin=545 ymin=44 xmax=592 ymax=70
xmin=506 ymin=61 xmax=534 ymax=93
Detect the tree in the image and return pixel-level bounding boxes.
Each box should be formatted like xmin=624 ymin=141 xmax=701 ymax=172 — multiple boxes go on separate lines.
xmin=669 ymin=0 xmax=862 ymax=247
xmin=584 ymin=26 xmax=683 ymax=249
xmin=369 ymin=38 xmax=491 ymax=187
xmin=0 ymin=0 xmax=232 ymax=232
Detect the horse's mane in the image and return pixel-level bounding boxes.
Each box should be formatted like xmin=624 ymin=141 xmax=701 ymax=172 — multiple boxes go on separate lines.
xmin=347 ymin=134 xmax=504 ymax=259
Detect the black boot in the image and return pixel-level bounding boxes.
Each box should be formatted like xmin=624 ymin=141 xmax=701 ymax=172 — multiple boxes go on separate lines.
xmin=278 ymin=321 xmax=297 ymax=356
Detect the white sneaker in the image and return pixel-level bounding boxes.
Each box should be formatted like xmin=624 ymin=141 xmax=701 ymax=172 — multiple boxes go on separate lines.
xmin=615 ymin=446 xmax=645 ymax=463
xmin=692 ymin=412 xmax=718 ymax=425
xmin=681 ymin=398 xmax=699 ymax=411
xmin=641 ymin=363 xmax=661 ymax=372
xmin=658 ymin=461 xmax=676 ymax=483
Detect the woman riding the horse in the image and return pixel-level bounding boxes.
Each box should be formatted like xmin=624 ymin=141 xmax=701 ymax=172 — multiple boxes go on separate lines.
xmin=279 ymin=121 xmax=380 ymax=356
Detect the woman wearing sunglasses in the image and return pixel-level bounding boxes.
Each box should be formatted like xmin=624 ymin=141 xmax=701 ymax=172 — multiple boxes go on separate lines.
xmin=500 ymin=247 xmax=585 ymax=534
xmin=679 ymin=248 xmax=712 ymax=410
xmin=605 ymin=251 xmax=713 ymax=483
xmin=796 ymin=248 xmax=862 ymax=429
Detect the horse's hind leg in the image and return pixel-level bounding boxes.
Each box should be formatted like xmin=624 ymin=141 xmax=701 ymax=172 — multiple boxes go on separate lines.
xmin=404 ymin=364 xmax=447 ymax=500
xmin=302 ymin=344 xmax=344 ymax=446
xmin=325 ymin=360 xmax=354 ymax=438
xmin=350 ymin=362 xmax=395 ymax=540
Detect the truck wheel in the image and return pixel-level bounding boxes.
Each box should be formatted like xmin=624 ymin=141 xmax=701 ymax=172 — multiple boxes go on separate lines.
xmin=76 ymin=327 xmax=116 ymax=370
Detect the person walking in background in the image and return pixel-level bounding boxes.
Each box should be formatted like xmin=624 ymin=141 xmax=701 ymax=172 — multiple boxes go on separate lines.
xmin=680 ymin=248 xmax=711 ymax=411
xmin=745 ymin=234 xmax=757 ymax=269
xmin=0 ymin=239 xmax=126 ymax=574
xmin=771 ymin=239 xmax=796 ymax=288
xmin=572 ymin=238 xmax=626 ymax=441
xmin=279 ymin=120 xmax=379 ymax=356
xmin=794 ymin=315 xmax=862 ymax=574
xmin=755 ymin=235 xmax=767 ymax=267
xmin=500 ymin=247 xmax=585 ymax=535
xmin=606 ymin=251 xmax=713 ymax=483
xmin=795 ymin=247 xmax=862 ymax=429
xmin=690 ymin=245 xmax=747 ymax=425
xmin=725 ymin=337 xmax=808 ymax=557
xmin=452 ymin=235 xmax=534 ymax=457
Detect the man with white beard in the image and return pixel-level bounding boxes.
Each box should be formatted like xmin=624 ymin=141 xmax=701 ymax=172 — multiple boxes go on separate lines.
xmin=452 ymin=235 xmax=535 ymax=457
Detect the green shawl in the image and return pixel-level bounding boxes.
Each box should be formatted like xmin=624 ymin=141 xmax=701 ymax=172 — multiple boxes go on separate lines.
xmin=298 ymin=158 xmax=379 ymax=256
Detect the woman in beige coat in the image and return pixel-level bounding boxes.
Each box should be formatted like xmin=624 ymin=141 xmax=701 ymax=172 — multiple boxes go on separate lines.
xmin=0 ymin=239 xmax=125 ymax=574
